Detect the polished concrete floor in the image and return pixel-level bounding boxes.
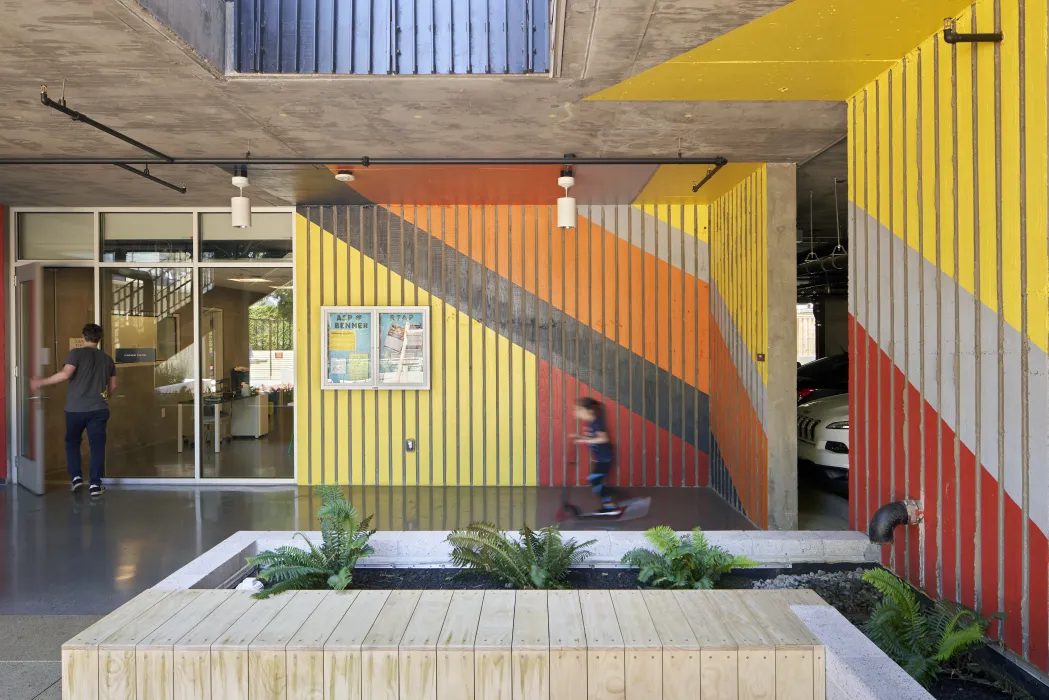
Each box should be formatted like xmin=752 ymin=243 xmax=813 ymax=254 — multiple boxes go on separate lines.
xmin=0 ymin=483 xmax=752 ymax=615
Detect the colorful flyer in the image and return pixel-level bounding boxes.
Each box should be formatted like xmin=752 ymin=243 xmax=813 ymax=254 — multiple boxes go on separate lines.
xmin=326 ymin=311 xmax=372 ymax=385
xmin=378 ymin=311 xmax=426 ymax=386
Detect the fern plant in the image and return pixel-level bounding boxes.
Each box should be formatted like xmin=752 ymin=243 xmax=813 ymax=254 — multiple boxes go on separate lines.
xmin=447 ymin=522 xmax=596 ymax=589
xmin=621 ymin=527 xmax=757 ymax=589
xmin=861 ymin=568 xmax=1002 ymax=687
xmin=247 ymin=486 xmax=375 ymax=598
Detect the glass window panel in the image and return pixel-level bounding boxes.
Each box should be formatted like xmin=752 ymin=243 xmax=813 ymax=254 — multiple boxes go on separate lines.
xmin=200 ymin=212 xmax=293 ymax=261
xmin=101 ymin=213 xmax=192 ymax=263
xmin=17 ymin=213 xmax=94 ymax=260
xmin=101 ymin=267 xmax=195 ymax=478
xmin=200 ymin=267 xmax=294 ymax=478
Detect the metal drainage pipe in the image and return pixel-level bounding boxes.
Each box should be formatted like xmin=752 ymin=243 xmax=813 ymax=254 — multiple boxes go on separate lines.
xmin=868 ymin=499 xmax=923 ymax=544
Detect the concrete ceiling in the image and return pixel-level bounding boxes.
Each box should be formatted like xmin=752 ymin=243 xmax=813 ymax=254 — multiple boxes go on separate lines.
xmin=0 ymin=0 xmax=847 ymax=206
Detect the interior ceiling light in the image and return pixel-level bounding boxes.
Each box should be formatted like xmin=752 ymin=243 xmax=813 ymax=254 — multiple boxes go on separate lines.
xmin=335 ymin=169 xmax=355 ymax=182
xmin=557 ymin=167 xmax=576 ymax=229
xmin=228 ymin=277 xmax=271 ymax=283
xmin=231 ymin=164 xmax=251 ymax=229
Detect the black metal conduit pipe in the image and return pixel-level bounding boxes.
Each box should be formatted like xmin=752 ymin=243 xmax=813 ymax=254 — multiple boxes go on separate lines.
xmin=797 ymin=253 xmax=849 ymax=274
xmin=114 ymin=164 xmax=187 ymax=194
xmin=0 ymin=155 xmax=729 ymax=167
xmin=40 ymin=87 xmax=174 ymax=163
xmin=692 ymin=160 xmax=727 ymax=193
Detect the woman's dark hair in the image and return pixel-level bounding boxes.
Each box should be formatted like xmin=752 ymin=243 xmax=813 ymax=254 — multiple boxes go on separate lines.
xmin=82 ymin=323 xmax=104 ymax=344
xmin=577 ymin=396 xmax=605 ymax=423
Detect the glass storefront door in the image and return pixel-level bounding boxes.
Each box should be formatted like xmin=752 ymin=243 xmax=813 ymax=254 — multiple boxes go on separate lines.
xmin=10 ymin=209 xmax=295 ymax=486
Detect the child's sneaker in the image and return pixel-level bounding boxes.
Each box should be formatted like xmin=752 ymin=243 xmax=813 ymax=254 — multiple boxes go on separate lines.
xmin=70 ymin=476 xmax=84 ymax=493
xmin=89 ymin=484 xmax=105 ymax=498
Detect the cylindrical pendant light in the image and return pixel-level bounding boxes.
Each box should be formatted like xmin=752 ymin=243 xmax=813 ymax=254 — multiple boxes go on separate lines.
xmin=557 ymin=196 xmax=576 ymax=229
xmin=231 ymin=195 xmax=251 ymax=228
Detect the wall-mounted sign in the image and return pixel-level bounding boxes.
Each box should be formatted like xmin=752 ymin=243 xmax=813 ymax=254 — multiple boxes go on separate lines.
xmin=69 ymin=337 xmax=86 ymax=351
xmin=115 ymin=348 xmax=157 ymax=364
xmin=321 ymin=307 xmax=430 ymax=390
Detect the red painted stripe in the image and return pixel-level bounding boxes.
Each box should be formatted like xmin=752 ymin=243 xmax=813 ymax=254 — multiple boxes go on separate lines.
xmin=922 ymin=401 xmax=939 ymax=598
xmin=538 ymin=363 xmax=552 ymax=487
xmin=1028 ymin=522 xmax=1049 ymax=672
xmin=907 ymin=384 xmax=922 ymax=583
xmin=980 ymin=467 xmax=1000 ymax=637
xmin=1003 ymin=492 xmax=1023 ymax=652
xmin=853 ymin=323 xmax=867 ymax=529
xmin=867 ymin=335 xmax=880 ymax=530
xmin=893 ymin=365 xmax=908 ymax=570
xmin=959 ymin=444 xmax=978 ymax=609
xmin=848 ymin=315 xmax=858 ymax=531
xmin=879 ymin=348 xmax=893 ymax=567
xmin=940 ymin=423 xmax=958 ymax=601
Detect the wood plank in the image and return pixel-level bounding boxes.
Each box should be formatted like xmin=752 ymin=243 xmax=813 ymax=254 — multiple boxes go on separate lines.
xmin=738 ymin=591 xmax=822 ymax=647
xmin=324 ymin=590 xmax=391 ymax=700
xmin=610 ymin=591 xmax=661 ymax=700
xmin=361 ymin=590 xmax=422 ymax=700
xmin=774 ymin=588 xmax=828 ymax=607
xmin=136 ymin=590 xmax=232 ymax=700
xmin=511 ymin=590 xmax=549 ymax=700
xmin=99 ymin=591 xmax=202 ymax=700
xmin=211 ymin=592 xmax=297 ymax=700
xmin=673 ymin=592 xmax=739 ymax=700
xmin=775 ymin=648 xmax=815 ymax=700
xmin=641 ymin=591 xmax=700 ymax=700
xmin=437 ymin=590 xmax=484 ymax=700
xmin=400 ymin=590 xmax=453 ymax=700
xmin=547 ymin=591 xmax=587 ymax=700
xmin=474 ymin=590 xmax=515 ymax=700
xmin=173 ymin=592 xmax=258 ymax=700
xmin=710 ymin=592 xmax=774 ymax=700
xmin=64 ymin=590 xmax=174 ymax=700
xmin=579 ymin=590 xmax=625 ymax=700
xmin=249 ymin=590 xmax=329 ymax=700
xmin=286 ymin=591 xmax=358 ymax=700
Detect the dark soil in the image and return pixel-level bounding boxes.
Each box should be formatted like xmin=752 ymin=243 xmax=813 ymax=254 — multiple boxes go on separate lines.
xmin=930 ymin=677 xmax=1029 ymax=700
xmin=350 ymin=567 xmax=644 ymax=590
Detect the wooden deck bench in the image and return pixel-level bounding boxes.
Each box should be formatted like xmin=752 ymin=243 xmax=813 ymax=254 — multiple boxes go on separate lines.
xmin=63 ymin=587 xmax=827 ymax=700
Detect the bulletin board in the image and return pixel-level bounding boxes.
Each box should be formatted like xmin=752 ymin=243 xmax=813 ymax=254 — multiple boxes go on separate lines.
xmin=321 ymin=306 xmax=430 ymax=390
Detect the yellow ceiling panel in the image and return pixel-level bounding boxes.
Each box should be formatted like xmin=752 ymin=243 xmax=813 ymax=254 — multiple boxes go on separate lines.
xmin=634 ymin=163 xmax=763 ymax=205
xmin=589 ymin=0 xmax=973 ymax=101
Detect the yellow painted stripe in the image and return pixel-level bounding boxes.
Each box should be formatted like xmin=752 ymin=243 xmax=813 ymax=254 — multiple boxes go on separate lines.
xmin=1026 ymin=0 xmax=1049 ymax=350
xmin=956 ymin=9 xmax=976 ymax=295
xmin=295 ymin=214 xmax=538 ymax=487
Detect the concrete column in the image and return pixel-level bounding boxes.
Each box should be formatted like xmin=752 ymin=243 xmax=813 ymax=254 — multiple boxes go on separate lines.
xmin=765 ymin=162 xmax=798 ymax=530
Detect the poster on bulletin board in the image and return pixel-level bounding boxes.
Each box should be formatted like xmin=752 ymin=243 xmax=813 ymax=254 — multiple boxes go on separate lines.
xmin=321 ymin=307 xmax=429 ymax=390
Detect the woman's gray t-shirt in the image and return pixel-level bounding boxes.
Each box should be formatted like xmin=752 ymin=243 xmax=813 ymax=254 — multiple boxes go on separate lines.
xmin=64 ymin=347 xmax=116 ymax=413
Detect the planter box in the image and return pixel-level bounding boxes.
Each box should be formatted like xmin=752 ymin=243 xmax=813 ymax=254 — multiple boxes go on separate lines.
xmin=63 ymin=588 xmax=829 ymax=700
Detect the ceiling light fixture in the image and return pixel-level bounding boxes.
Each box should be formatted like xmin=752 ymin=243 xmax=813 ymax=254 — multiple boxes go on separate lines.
xmin=335 ymin=169 xmax=355 ymax=182
xmin=557 ymin=166 xmax=576 ymax=229
xmin=231 ymin=164 xmax=251 ymax=229
xmin=228 ymin=277 xmax=271 ymax=283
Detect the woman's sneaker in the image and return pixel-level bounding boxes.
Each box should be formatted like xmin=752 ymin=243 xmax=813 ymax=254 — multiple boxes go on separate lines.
xmin=89 ymin=484 xmax=105 ymax=498
xmin=70 ymin=476 xmax=84 ymax=493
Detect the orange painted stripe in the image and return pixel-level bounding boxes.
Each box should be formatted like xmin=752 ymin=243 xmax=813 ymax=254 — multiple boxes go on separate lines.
xmin=391 ymin=204 xmax=709 ymax=392
xmin=710 ymin=312 xmax=767 ymax=526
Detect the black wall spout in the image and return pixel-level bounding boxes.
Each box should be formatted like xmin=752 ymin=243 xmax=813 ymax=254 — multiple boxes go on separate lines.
xmin=869 ymin=499 xmax=923 ymax=544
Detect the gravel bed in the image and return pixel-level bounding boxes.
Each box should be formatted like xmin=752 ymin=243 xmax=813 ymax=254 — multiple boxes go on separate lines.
xmin=745 ymin=567 xmax=880 ymax=626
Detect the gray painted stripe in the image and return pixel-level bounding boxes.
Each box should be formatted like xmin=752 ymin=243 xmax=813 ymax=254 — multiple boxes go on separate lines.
xmin=587 ymin=205 xmax=710 ymax=281
xmin=303 ymin=205 xmax=711 ymax=453
xmin=710 ymin=285 xmax=769 ymax=432
xmin=852 ymin=204 xmax=1049 ymax=537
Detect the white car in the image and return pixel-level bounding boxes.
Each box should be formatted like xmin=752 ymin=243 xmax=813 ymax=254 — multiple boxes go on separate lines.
xmin=797 ymin=393 xmax=850 ymax=482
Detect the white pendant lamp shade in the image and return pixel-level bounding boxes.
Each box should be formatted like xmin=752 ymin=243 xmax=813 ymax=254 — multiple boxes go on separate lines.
xmin=557 ymin=196 xmax=576 ymax=229
xmin=231 ymin=195 xmax=251 ymax=228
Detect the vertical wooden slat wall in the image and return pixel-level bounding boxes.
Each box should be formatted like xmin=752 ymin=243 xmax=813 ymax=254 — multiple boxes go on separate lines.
xmin=294 ymin=204 xmax=714 ymax=497
xmin=848 ymin=0 xmax=1049 ymax=672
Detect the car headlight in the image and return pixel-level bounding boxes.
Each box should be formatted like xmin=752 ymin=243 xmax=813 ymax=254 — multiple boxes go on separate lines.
xmin=826 ymin=421 xmax=849 ymax=430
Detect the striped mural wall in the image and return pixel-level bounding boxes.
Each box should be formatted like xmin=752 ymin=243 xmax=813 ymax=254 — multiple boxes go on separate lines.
xmin=708 ymin=165 xmax=798 ymax=529
xmin=848 ymin=0 xmax=1049 ymax=671
xmin=295 ymin=203 xmax=714 ymax=491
